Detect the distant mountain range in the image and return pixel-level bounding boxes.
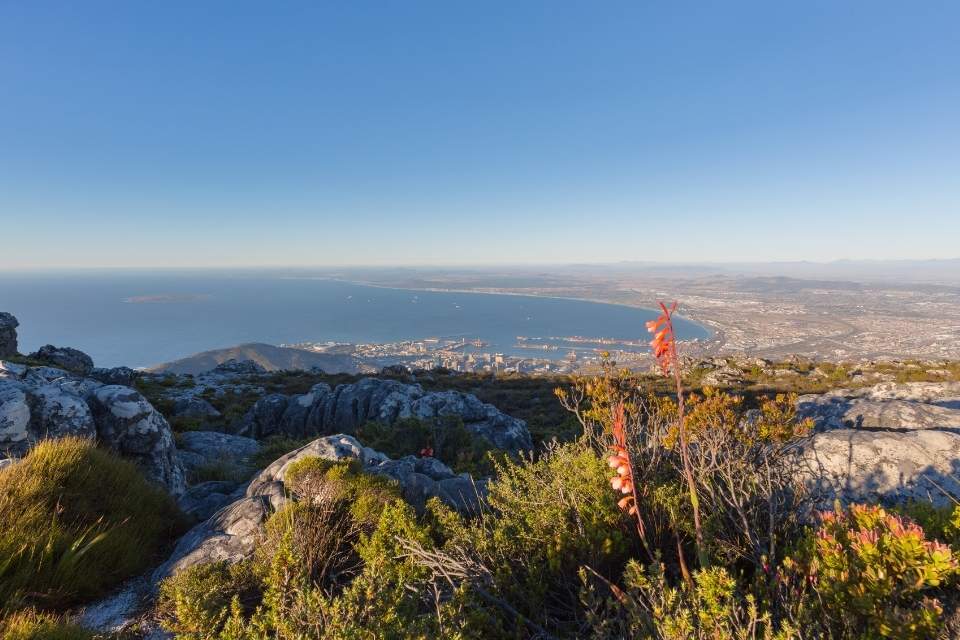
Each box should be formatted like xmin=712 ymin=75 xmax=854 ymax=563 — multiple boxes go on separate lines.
xmin=148 ymin=342 xmax=364 ymax=375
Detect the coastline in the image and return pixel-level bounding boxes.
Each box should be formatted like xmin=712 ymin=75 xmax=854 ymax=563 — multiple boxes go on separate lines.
xmin=282 ymin=275 xmax=717 ymax=343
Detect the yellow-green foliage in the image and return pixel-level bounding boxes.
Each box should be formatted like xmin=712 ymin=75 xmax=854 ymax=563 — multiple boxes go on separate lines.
xmin=0 ymin=437 xmax=185 ymax=611
xmin=428 ymin=441 xmax=633 ymax=633
xmin=895 ymin=501 xmax=960 ymax=547
xmin=159 ymin=498 xmax=434 ymax=639
xmin=282 ymin=457 xmax=400 ymax=526
xmin=156 ymin=561 xmax=260 ymax=640
xmin=0 ymin=610 xmax=94 ymax=640
xmin=356 ymin=416 xmax=498 ymax=475
xmin=581 ymin=561 xmax=799 ymax=640
xmin=790 ymin=503 xmax=959 ymax=639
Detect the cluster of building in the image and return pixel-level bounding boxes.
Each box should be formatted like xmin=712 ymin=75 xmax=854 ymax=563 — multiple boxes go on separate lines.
xmin=286 ymin=337 xmax=643 ymax=375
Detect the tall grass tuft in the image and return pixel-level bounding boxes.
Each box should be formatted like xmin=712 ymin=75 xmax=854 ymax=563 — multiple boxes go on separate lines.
xmin=0 ymin=609 xmax=94 ymax=640
xmin=0 ymin=437 xmax=186 ymax=611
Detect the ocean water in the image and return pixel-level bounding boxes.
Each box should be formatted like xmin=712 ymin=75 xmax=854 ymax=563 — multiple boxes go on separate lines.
xmin=0 ymin=272 xmax=709 ymax=369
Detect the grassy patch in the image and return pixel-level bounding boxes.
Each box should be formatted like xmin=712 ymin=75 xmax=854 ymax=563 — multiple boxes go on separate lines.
xmin=0 ymin=438 xmax=187 ymax=611
xmin=0 ymin=610 xmax=94 ymax=640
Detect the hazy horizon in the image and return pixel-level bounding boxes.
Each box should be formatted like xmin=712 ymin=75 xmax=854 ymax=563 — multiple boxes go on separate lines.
xmin=2 ymin=2 xmax=958 ymax=268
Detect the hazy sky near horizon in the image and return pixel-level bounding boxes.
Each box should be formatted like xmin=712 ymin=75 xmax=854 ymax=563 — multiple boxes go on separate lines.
xmin=2 ymin=2 xmax=958 ymax=269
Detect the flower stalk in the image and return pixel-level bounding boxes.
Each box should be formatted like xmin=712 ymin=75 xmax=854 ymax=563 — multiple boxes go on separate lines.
xmin=648 ymin=301 xmax=709 ymax=569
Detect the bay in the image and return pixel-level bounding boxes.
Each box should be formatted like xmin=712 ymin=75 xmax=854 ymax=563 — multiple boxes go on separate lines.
xmin=0 ymin=272 xmax=709 ymax=369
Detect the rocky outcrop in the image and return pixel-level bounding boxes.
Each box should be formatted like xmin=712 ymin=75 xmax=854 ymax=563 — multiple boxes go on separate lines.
xmin=90 ymin=366 xmax=137 ymax=387
xmin=176 ymin=430 xmax=260 ymax=489
xmin=211 ymin=359 xmax=267 ymax=375
xmin=794 ymin=382 xmax=960 ymax=506
xmin=29 ymin=344 xmax=95 ymax=375
xmin=171 ymin=396 xmax=221 ymax=420
xmin=178 ymin=481 xmax=246 ymax=521
xmin=0 ymin=313 xmax=18 ymax=358
xmin=0 ymin=362 xmax=185 ymax=495
xmin=155 ymin=434 xmax=482 ymax=581
xmin=87 ymin=386 xmax=185 ymax=495
xmin=0 ymin=382 xmax=30 ymax=454
xmin=234 ymin=378 xmax=532 ymax=452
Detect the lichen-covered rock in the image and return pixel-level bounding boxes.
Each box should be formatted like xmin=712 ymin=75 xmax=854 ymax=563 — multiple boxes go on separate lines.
xmin=176 ymin=430 xmax=260 ymax=484
xmin=235 ymin=393 xmax=289 ymax=439
xmin=0 ymin=381 xmax=30 ymax=454
xmin=23 ymin=366 xmax=70 ymax=385
xmin=0 ymin=360 xmax=27 ymax=381
xmin=794 ymin=382 xmax=960 ymax=506
xmin=233 ymin=377 xmax=532 ymax=452
xmin=88 ymin=385 xmax=185 ymax=495
xmin=29 ymin=344 xmax=95 ymax=375
xmin=794 ymin=429 xmax=960 ymax=507
xmin=405 ymin=389 xmax=532 ymax=451
xmin=798 ymin=381 xmax=960 ymax=432
xmin=0 ymin=313 xmax=18 ymax=359
xmin=29 ymin=383 xmax=97 ymax=442
xmin=0 ymin=380 xmax=97 ymax=456
xmin=89 ymin=366 xmax=137 ymax=387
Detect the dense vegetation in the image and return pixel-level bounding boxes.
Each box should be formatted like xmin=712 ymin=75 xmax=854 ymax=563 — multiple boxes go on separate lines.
xmin=4 ymin=350 xmax=960 ymax=638
xmin=138 ymin=356 xmax=960 ymax=448
xmin=0 ymin=438 xmax=186 ymax=612
xmin=152 ymin=363 xmax=960 ymax=639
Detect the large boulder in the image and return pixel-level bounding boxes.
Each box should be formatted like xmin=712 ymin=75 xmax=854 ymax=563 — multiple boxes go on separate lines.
xmin=29 ymin=383 xmax=98 ymax=442
xmin=176 ymin=430 xmax=260 ymax=486
xmin=0 ymin=380 xmax=96 ymax=456
xmin=87 ymin=385 xmax=186 ymax=496
xmin=0 ymin=361 xmax=185 ymax=496
xmin=0 ymin=313 xmax=18 ymax=358
xmin=0 ymin=381 xmax=30 ymax=454
xmin=232 ymin=378 xmax=532 ymax=452
xmin=177 ymin=480 xmax=246 ymax=522
xmin=155 ymin=434 xmax=482 ymax=581
xmin=171 ymin=396 xmax=221 ymax=420
xmin=794 ymin=382 xmax=960 ymax=506
xmin=29 ymin=344 xmax=95 ymax=375
xmin=235 ymin=393 xmax=290 ymax=439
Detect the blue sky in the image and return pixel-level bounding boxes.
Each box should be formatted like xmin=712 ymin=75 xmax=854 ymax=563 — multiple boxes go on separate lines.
xmin=1 ymin=1 xmax=958 ymax=268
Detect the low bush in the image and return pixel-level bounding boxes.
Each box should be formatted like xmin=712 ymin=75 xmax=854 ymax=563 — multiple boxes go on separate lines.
xmin=0 ymin=437 xmax=186 ymax=611
xmin=356 ymin=416 xmax=499 ymax=475
xmin=154 ymin=344 xmax=960 ymax=639
xmin=786 ymin=503 xmax=958 ymax=638
xmin=156 ymin=560 xmax=260 ymax=640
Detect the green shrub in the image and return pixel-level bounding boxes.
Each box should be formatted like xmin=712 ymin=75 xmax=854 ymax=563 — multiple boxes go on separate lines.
xmin=156 ymin=561 xmax=260 ymax=640
xmin=580 ymin=562 xmax=799 ymax=640
xmin=0 ymin=437 xmax=186 ymax=611
xmin=420 ymin=441 xmax=634 ymax=635
xmin=0 ymin=610 xmax=94 ymax=640
xmin=188 ymin=459 xmax=252 ymax=485
xmin=789 ymin=503 xmax=958 ymax=638
xmin=356 ymin=416 xmax=499 ymax=475
xmin=895 ymin=501 xmax=960 ymax=546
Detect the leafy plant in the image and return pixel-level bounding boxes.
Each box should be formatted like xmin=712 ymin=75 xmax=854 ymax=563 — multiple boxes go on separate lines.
xmin=789 ymin=503 xmax=958 ymax=638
